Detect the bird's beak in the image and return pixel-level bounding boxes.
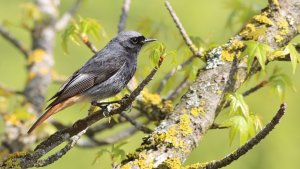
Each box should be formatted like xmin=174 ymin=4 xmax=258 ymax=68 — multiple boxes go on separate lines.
xmin=143 ymin=38 xmax=156 ymax=44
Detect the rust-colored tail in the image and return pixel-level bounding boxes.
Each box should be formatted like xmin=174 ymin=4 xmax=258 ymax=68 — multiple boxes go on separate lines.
xmin=27 ymin=96 xmax=83 ymax=134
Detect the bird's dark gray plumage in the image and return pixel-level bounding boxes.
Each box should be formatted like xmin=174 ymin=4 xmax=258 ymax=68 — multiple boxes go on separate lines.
xmin=28 ymin=31 xmax=156 ymax=133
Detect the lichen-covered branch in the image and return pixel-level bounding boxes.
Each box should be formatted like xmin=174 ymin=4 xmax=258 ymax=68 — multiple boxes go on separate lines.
xmin=34 ymin=128 xmax=87 ymax=167
xmin=0 ymin=24 xmax=30 ymax=57
xmin=118 ymin=0 xmax=300 ymax=168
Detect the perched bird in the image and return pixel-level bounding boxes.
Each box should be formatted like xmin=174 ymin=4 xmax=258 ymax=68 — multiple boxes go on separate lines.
xmin=28 ymin=31 xmax=156 ymax=134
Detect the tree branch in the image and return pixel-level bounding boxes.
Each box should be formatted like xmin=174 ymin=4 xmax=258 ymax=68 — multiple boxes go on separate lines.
xmin=157 ymin=56 xmax=194 ymax=93
xmin=120 ymin=111 xmax=153 ymax=134
xmin=0 ymin=55 xmax=164 ymax=168
xmin=55 ymin=0 xmax=83 ymax=31
xmin=201 ymin=103 xmax=287 ymax=169
xmin=118 ymin=0 xmax=131 ymax=33
xmin=0 ymin=24 xmax=30 ymax=57
xmin=165 ymin=1 xmax=202 ymax=57
xmin=119 ymin=0 xmax=300 ymax=168
xmin=33 ymin=128 xmax=87 ymax=167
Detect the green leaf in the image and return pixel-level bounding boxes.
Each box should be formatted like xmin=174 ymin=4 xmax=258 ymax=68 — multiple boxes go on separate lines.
xmin=284 ymin=44 xmax=300 ymax=74
xmin=268 ymin=67 xmax=295 ymax=100
xmin=61 ymin=16 xmax=106 ymax=54
xmin=147 ymin=42 xmax=166 ymax=66
xmin=227 ymin=93 xmax=249 ymax=117
xmin=241 ymin=40 xmax=272 ymax=72
xmin=92 ymin=149 xmax=110 ymax=165
xmin=221 ymin=115 xmax=249 ymax=145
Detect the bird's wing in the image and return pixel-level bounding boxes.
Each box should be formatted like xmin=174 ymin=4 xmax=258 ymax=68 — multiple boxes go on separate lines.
xmin=46 ymin=55 xmax=126 ymax=109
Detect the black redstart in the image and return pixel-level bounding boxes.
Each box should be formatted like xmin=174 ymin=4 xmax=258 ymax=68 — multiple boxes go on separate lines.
xmin=28 ymin=31 xmax=156 ymax=133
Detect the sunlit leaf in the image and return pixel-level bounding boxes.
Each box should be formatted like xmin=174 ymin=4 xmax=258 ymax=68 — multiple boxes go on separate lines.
xmin=241 ymin=40 xmax=272 ymax=72
xmin=268 ymin=67 xmax=295 ymax=100
xmin=147 ymin=42 xmax=166 ymax=66
xmin=61 ymin=16 xmax=105 ymax=54
xmin=226 ymin=93 xmax=249 ymax=117
xmin=284 ymin=44 xmax=300 ymax=74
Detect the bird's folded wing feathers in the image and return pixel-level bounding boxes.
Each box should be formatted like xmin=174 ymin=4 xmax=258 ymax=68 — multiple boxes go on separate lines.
xmin=47 ymin=56 xmax=126 ymax=109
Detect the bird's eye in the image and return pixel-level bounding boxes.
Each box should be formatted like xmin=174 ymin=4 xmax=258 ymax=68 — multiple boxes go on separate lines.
xmin=130 ymin=37 xmax=139 ymax=44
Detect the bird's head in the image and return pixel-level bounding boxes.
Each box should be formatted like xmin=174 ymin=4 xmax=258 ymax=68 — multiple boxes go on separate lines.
xmin=116 ymin=31 xmax=156 ymax=53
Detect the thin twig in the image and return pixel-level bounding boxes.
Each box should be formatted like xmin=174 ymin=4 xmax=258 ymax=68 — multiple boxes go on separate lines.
xmin=165 ymin=76 xmax=190 ymax=100
xmin=210 ymin=123 xmax=229 ymax=130
xmin=119 ymin=112 xmax=153 ymax=133
xmin=55 ymin=0 xmax=83 ymax=31
xmin=0 ymin=83 xmax=23 ymax=95
xmin=81 ymin=35 xmax=98 ymax=53
xmin=242 ymin=80 xmax=268 ymax=97
xmin=201 ymin=103 xmax=287 ymax=169
xmin=118 ymin=0 xmax=131 ymax=33
xmin=157 ymin=56 xmax=195 ymax=93
xmin=34 ymin=128 xmax=88 ymax=167
xmin=165 ymin=1 xmax=202 ymax=57
xmin=0 ymin=24 xmax=30 ymax=57
xmin=77 ymin=121 xmax=151 ymax=148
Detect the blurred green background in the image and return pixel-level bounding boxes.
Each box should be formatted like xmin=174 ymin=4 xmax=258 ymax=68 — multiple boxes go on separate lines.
xmin=0 ymin=0 xmax=300 ymax=169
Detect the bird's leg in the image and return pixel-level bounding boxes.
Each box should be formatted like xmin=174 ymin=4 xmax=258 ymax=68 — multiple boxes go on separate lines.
xmin=91 ymin=94 xmax=130 ymax=108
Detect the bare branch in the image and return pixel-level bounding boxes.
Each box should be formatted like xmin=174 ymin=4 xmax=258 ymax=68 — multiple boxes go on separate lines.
xmin=242 ymin=80 xmax=268 ymax=97
xmin=118 ymin=0 xmax=131 ymax=33
xmin=81 ymin=35 xmax=98 ymax=53
xmin=157 ymin=56 xmax=194 ymax=93
xmin=165 ymin=1 xmax=202 ymax=57
xmin=165 ymin=76 xmax=190 ymax=100
xmin=0 ymin=83 xmax=23 ymax=95
xmin=0 ymin=24 xmax=30 ymax=57
xmin=34 ymin=128 xmax=87 ymax=167
xmin=55 ymin=0 xmax=83 ymax=31
xmin=120 ymin=112 xmax=153 ymax=134
xmin=201 ymin=103 xmax=287 ymax=169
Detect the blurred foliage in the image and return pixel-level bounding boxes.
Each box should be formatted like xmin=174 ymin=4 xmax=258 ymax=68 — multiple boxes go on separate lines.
xmin=61 ymin=16 xmax=106 ymax=53
xmin=267 ymin=67 xmax=295 ymax=101
xmin=224 ymin=0 xmax=261 ymax=31
xmin=92 ymin=141 xmax=127 ymax=166
xmin=0 ymin=0 xmax=300 ymax=169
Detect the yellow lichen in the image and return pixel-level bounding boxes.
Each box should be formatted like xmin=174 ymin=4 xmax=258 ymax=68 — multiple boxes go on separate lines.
xmin=276 ymin=20 xmax=289 ymax=41
xmin=163 ymin=158 xmax=182 ymax=169
xmin=165 ymin=126 xmax=179 ymax=146
xmin=253 ymin=14 xmax=273 ymax=26
xmin=39 ymin=67 xmax=49 ymax=75
xmin=120 ymin=163 xmax=132 ymax=169
xmin=191 ymin=107 xmax=205 ymax=117
xmin=153 ymin=132 xmax=166 ymax=144
xmin=221 ymin=50 xmax=234 ymax=62
xmin=229 ymin=39 xmax=245 ymax=50
xmin=28 ymin=72 xmax=36 ymax=81
xmin=179 ymin=114 xmax=192 ymax=136
xmin=239 ymin=23 xmax=256 ymax=38
xmin=183 ymin=162 xmax=207 ymax=169
xmin=162 ymin=100 xmax=174 ymax=113
xmin=133 ymin=152 xmax=153 ymax=169
xmin=142 ymin=90 xmax=162 ymax=108
xmin=272 ymin=0 xmax=280 ymax=7
xmin=275 ymin=35 xmax=284 ymax=43
xmin=27 ymin=49 xmax=45 ymax=65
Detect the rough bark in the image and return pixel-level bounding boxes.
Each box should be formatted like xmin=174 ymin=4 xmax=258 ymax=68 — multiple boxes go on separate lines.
xmin=118 ymin=0 xmax=300 ymax=168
